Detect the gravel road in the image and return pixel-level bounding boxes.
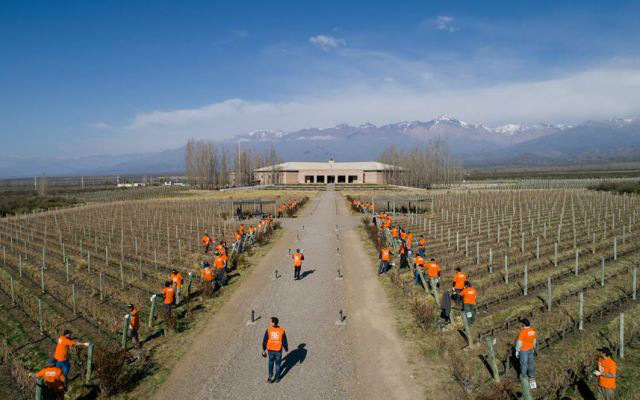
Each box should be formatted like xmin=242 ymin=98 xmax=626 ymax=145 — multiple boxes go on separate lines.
xmin=154 ymin=190 xmax=421 ymax=400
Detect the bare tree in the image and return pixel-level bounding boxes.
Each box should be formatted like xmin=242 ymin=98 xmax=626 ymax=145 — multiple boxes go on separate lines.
xmin=378 ymin=138 xmax=464 ymax=187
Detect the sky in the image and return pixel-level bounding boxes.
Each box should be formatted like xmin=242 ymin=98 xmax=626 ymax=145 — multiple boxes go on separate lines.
xmin=1 ymin=0 xmax=640 ymax=158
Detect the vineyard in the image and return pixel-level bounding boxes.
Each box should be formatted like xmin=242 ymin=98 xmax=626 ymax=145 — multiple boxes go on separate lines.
xmin=352 ymin=188 xmax=640 ymax=399
xmin=0 ymin=192 xmax=308 ymax=398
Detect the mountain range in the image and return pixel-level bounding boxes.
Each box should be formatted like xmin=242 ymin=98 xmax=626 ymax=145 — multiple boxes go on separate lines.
xmin=1 ymin=116 xmax=639 ymax=178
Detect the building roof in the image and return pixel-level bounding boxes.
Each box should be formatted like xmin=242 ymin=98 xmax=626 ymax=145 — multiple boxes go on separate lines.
xmin=254 ymin=161 xmax=395 ymax=172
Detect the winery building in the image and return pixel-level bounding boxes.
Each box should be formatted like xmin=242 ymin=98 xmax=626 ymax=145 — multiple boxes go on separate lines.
xmin=253 ymin=160 xmax=394 ymax=185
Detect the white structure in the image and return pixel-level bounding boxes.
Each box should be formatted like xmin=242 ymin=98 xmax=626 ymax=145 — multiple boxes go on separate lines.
xmin=253 ymin=160 xmax=395 ymax=185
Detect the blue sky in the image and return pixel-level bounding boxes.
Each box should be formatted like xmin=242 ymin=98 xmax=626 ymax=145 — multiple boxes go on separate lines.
xmin=2 ymin=0 xmax=640 ymax=157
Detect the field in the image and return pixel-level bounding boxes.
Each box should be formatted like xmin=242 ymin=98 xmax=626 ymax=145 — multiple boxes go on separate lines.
xmin=351 ymin=188 xmax=640 ymax=399
xmin=0 ymin=189 xmax=309 ymax=399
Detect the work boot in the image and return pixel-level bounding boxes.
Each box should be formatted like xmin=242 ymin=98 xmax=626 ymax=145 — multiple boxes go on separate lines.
xmin=267 ymin=376 xmax=274 ymax=383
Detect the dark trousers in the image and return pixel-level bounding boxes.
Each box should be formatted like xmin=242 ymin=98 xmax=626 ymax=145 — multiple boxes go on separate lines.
xmin=267 ymin=350 xmax=282 ymax=379
xmin=216 ymin=269 xmax=226 ymax=287
xmin=294 ymin=267 xmax=301 ymax=279
xmin=204 ymin=244 xmax=210 ymax=254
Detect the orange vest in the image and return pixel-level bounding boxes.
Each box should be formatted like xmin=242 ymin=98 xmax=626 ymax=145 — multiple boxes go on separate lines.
xmin=35 ymin=367 xmax=65 ymax=392
xmin=598 ymin=356 xmax=617 ymax=389
xmin=266 ymin=326 xmax=285 ymax=351
xmin=129 ymin=309 xmax=140 ymax=330
xmin=54 ymin=336 xmax=76 ymax=362
xmin=453 ymin=272 xmax=467 ymax=290
xmin=162 ymin=287 xmax=175 ymax=304
xmin=518 ymin=327 xmax=537 ymax=351
xmin=293 ymin=253 xmax=303 ymax=267
xmin=381 ymin=248 xmax=390 ymax=262
xmin=461 ymin=287 xmax=477 ymax=305
xmin=170 ymin=272 xmax=183 ymax=288
xmin=202 ymin=267 xmax=214 ymax=281
xmin=426 ymin=262 xmax=441 ymax=278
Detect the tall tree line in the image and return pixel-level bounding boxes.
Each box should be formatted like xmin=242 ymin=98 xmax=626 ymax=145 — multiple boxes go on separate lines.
xmin=378 ymin=137 xmax=464 ymax=187
xmin=185 ymin=139 xmax=282 ymax=188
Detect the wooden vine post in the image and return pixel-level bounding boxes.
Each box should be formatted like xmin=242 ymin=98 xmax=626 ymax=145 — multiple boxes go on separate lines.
xmin=485 ymin=336 xmax=500 ymax=382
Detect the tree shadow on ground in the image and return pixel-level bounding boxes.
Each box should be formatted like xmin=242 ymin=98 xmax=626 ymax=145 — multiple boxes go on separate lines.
xmin=280 ymin=343 xmax=307 ymax=380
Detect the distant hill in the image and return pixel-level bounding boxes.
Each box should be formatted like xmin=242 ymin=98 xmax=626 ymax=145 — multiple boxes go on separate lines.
xmin=1 ymin=116 xmax=639 ymax=178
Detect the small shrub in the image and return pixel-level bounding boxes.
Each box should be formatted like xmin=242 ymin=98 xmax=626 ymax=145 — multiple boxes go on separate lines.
xmin=94 ymin=345 xmax=127 ymax=396
xmin=410 ymin=297 xmax=438 ymax=331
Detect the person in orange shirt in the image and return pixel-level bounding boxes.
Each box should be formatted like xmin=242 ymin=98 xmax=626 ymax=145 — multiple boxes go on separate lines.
xmin=426 ymin=258 xmax=441 ymax=290
xmin=459 ymin=281 xmax=477 ymax=326
xmin=292 ymin=249 xmax=305 ymax=280
xmin=169 ymin=269 xmax=183 ymax=305
xmin=30 ymin=359 xmax=66 ymax=399
xmin=161 ymin=280 xmax=175 ymax=317
xmin=213 ymin=252 xmax=226 ymax=288
xmin=127 ymin=304 xmax=142 ymax=349
xmin=378 ymin=246 xmax=392 ymax=274
xmin=216 ymin=241 xmax=228 ymax=268
xmin=516 ymin=319 xmax=537 ymax=388
xmin=201 ymin=261 xmax=214 ymax=296
xmin=593 ymin=347 xmax=617 ymax=400
xmin=261 ymin=317 xmax=288 ymax=383
xmin=452 ymin=267 xmax=467 ymax=306
xmin=201 ymin=232 xmax=212 ymax=254
xmin=52 ymin=330 xmax=89 ymax=379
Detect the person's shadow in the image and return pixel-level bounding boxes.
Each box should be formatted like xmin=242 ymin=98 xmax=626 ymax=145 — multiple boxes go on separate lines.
xmin=280 ymin=343 xmax=307 ymax=379
xmin=299 ymin=269 xmax=315 ymax=280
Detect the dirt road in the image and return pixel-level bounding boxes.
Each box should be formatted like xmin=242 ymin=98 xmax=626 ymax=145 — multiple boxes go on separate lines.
xmin=154 ymin=190 xmax=422 ymax=400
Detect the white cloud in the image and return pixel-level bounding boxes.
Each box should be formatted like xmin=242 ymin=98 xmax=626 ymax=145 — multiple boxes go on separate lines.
xmin=124 ymin=64 xmax=640 ymax=147
xmin=309 ymin=34 xmax=346 ymax=50
xmin=436 ymin=15 xmax=458 ymax=32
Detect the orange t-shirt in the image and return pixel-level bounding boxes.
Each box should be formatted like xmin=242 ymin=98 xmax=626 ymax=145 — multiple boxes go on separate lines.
xmin=35 ymin=367 xmax=65 ymax=392
xmin=201 ymin=235 xmax=211 ymax=245
xmin=170 ymin=272 xmax=183 ymax=288
xmin=214 ymin=256 xmax=225 ymax=270
xmin=202 ymin=267 xmax=214 ymax=281
xmin=426 ymin=262 xmax=441 ymax=278
xmin=293 ymin=253 xmax=303 ymax=267
xmin=54 ymin=336 xmax=76 ymax=362
xmin=453 ymin=272 xmax=467 ymax=290
xmin=391 ymin=228 xmax=398 ymax=238
xmin=460 ymin=287 xmax=477 ymax=305
xmin=380 ymin=248 xmax=390 ymax=262
xmin=162 ymin=287 xmax=175 ymax=305
xmin=414 ymin=256 xmax=425 ymax=270
xmin=598 ymin=356 xmax=617 ymax=389
xmin=517 ymin=327 xmax=537 ymax=351
xmin=129 ymin=309 xmax=140 ymax=330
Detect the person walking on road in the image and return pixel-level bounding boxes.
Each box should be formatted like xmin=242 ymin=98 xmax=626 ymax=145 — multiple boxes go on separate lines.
xmin=593 ymin=347 xmax=617 ymax=400
xmin=262 ymin=317 xmax=289 ymax=383
xmin=127 ymin=304 xmax=142 ymax=349
xmin=30 ymin=359 xmax=66 ymax=399
xmin=201 ymin=232 xmax=212 ymax=254
xmin=378 ymin=246 xmax=392 ymax=274
xmin=52 ymin=330 xmax=90 ymax=379
xmin=515 ymin=318 xmax=537 ymax=389
xmin=292 ymin=249 xmax=304 ymax=280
